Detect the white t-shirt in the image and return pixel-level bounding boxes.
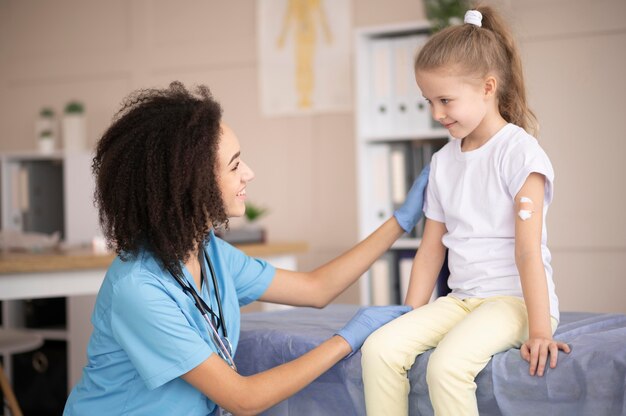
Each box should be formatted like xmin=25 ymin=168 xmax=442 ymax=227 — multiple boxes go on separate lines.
xmin=424 ymin=123 xmax=559 ymax=321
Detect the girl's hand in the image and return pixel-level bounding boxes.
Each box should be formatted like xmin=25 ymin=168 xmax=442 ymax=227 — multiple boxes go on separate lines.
xmin=520 ymin=337 xmax=571 ymax=376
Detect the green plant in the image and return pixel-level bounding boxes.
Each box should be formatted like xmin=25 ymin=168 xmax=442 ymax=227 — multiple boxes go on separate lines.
xmin=244 ymin=201 xmax=268 ymax=222
xmin=424 ymin=0 xmax=469 ymax=32
xmin=64 ymin=100 xmax=85 ymax=114
xmin=39 ymin=129 xmax=54 ymax=138
xmin=40 ymin=107 xmax=55 ymax=118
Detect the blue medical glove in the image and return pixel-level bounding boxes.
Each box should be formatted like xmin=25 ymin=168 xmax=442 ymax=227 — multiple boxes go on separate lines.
xmin=394 ymin=165 xmax=430 ymax=233
xmin=336 ymin=305 xmax=412 ymax=355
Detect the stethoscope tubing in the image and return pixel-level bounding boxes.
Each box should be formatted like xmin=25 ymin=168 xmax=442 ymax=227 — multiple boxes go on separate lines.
xmin=168 ymin=246 xmax=236 ymax=370
xmin=201 ymin=312 xmax=237 ymax=371
xmin=201 ymin=249 xmax=228 ymax=338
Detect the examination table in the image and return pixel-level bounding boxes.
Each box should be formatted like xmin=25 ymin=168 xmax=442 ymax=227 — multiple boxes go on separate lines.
xmin=236 ymin=304 xmax=626 ymax=415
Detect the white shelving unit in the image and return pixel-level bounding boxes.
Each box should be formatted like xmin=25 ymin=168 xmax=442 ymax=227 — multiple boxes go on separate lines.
xmin=0 ymin=151 xmax=100 ymax=395
xmin=0 ymin=151 xmax=99 ymax=246
xmin=355 ymin=21 xmax=449 ymax=305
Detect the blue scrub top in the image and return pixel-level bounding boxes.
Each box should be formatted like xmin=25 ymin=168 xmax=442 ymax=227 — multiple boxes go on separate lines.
xmin=64 ymin=231 xmax=275 ymax=415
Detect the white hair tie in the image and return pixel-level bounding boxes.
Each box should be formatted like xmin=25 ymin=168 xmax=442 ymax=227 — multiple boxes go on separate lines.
xmin=464 ymin=10 xmax=482 ymax=27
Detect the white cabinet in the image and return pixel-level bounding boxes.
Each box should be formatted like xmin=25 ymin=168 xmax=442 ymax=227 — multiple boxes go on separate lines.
xmin=0 ymin=151 xmax=100 ymax=247
xmin=0 ymin=151 xmax=100 ymax=403
xmin=355 ymin=22 xmax=449 ymax=305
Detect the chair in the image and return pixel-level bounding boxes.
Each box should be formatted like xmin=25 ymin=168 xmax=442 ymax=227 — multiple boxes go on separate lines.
xmin=0 ymin=329 xmax=44 ymax=416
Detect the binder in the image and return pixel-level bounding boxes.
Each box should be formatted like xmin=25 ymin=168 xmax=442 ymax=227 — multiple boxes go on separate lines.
xmin=368 ymin=144 xmax=392 ymax=233
xmin=396 ymin=250 xmax=416 ymax=303
xmin=389 ymin=143 xmax=412 ymax=206
xmin=370 ymin=253 xmax=394 ymax=305
xmin=404 ymin=35 xmax=431 ymax=132
xmin=368 ymin=34 xmax=432 ymax=137
xmin=411 ymin=142 xmax=425 ymax=183
xmin=391 ymin=38 xmax=414 ymax=135
xmin=369 ymin=37 xmax=394 ymax=136
xmin=18 ymin=164 xmax=29 ymax=213
xmin=6 ymin=162 xmax=26 ymax=231
xmin=435 ymin=249 xmax=451 ymax=299
xmin=410 ymin=139 xmax=446 ymax=238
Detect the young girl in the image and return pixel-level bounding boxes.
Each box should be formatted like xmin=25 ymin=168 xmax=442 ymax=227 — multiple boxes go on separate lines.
xmin=361 ymin=7 xmax=570 ymax=415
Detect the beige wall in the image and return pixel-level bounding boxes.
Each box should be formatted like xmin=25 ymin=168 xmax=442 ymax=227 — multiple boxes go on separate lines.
xmin=510 ymin=0 xmax=626 ymax=313
xmin=0 ymin=1 xmax=624 ymax=312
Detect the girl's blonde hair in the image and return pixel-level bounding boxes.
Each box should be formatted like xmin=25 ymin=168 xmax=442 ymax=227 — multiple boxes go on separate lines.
xmin=415 ymin=5 xmax=538 ymax=136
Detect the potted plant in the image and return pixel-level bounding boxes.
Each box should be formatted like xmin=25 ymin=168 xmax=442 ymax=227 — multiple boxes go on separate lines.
xmin=244 ymin=201 xmax=268 ymax=223
xmin=38 ymin=129 xmax=55 ymax=154
xmin=217 ymin=201 xmax=269 ymax=244
xmin=62 ymin=100 xmax=87 ymax=152
xmin=424 ymin=0 xmax=468 ymax=32
xmin=36 ymin=107 xmax=56 ymax=153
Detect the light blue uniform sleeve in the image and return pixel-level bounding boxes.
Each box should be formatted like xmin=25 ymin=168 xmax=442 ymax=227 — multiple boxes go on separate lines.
xmin=110 ymin=273 xmax=214 ymax=390
xmin=214 ymin=238 xmax=276 ymax=306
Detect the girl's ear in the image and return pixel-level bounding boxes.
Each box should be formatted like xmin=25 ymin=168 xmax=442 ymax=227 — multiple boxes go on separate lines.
xmin=484 ymin=75 xmax=498 ymax=98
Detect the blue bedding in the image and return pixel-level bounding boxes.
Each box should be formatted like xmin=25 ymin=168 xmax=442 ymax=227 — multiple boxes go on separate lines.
xmin=236 ymin=305 xmax=626 ymax=416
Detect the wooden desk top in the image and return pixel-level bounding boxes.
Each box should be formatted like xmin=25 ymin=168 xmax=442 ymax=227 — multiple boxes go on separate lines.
xmin=0 ymin=242 xmax=308 ymax=274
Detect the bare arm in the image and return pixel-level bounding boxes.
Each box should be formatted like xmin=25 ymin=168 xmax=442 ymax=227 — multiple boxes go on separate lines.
xmin=259 ymin=216 xmax=405 ymax=308
xmin=404 ymin=219 xmax=447 ymax=308
xmin=183 ymin=336 xmax=351 ymax=415
xmin=516 ymin=172 xmax=570 ymax=375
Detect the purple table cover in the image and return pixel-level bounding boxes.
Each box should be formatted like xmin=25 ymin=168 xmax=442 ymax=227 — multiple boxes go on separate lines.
xmin=236 ymin=305 xmax=626 ymax=416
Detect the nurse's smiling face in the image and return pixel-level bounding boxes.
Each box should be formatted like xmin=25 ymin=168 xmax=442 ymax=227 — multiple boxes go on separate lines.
xmin=215 ymin=124 xmax=255 ymax=218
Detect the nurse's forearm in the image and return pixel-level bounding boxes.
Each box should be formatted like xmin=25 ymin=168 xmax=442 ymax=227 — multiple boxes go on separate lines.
xmin=238 ymin=335 xmax=350 ymax=414
xmin=184 ymin=336 xmax=351 ymax=415
xmin=309 ymin=216 xmax=404 ymax=305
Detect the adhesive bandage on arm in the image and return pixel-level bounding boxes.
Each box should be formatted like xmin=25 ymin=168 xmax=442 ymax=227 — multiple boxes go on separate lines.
xmin=517 ymin=197 xmax=534 ymax=221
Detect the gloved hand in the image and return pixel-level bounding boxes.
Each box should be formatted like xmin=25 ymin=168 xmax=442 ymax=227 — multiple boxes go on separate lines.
xmin=394 ymin=165 xmax=430 ymax=233
xmin=336 ymin=305 xmax=412 ymax=355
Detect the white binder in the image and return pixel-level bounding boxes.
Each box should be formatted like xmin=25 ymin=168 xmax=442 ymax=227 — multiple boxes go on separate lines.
xmin=391 ymin=38 xmax=414 ymax=135
xmin=398 ymin=254 xmax=413 ymax=304
xmin=369 ymin=37 xmax=394 ymax=136
xmin=371 ymin=254 xmax=393 ymax=305
xmin=390 ymin=143 xmax=411 ymax=206
xmin=404 ymin=35 xmax=432 ymax=133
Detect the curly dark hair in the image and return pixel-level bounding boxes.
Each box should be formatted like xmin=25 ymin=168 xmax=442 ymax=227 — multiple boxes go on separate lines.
xmin=93 ymin=81 xmax=226 ymax=275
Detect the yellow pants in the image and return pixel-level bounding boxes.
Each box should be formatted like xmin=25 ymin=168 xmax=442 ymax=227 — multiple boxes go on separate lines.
xmin=361 ymin=295 xmax=557 ymax=416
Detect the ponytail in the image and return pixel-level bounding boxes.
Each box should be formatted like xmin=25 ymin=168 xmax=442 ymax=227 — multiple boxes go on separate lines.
xmin=415 ymin=5 xmax=538 ymax=135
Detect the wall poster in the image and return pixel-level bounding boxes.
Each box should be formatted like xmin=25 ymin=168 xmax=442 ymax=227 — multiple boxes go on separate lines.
xmin=257 ymin=0 xmax=352 ymax=115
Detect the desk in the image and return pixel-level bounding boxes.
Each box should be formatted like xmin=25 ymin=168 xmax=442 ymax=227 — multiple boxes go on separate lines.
xmin=0 ymin=242 xmax=307 ymax=390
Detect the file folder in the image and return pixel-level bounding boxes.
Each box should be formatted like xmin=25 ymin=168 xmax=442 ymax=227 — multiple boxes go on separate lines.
xmin=369 ymin=37 xmax=394 ymax=136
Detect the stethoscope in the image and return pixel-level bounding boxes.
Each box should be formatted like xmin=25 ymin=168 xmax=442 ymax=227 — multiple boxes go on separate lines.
xmin=168 ymin=248 xmax=237 ymax=371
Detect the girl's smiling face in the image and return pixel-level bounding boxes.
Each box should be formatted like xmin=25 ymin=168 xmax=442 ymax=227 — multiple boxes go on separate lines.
xmin=416 ymin=68 xmax=502 ymax=147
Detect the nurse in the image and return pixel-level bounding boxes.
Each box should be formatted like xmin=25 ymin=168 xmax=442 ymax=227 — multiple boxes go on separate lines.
xmin=63 ymin=82 xmax=428 ymax=416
